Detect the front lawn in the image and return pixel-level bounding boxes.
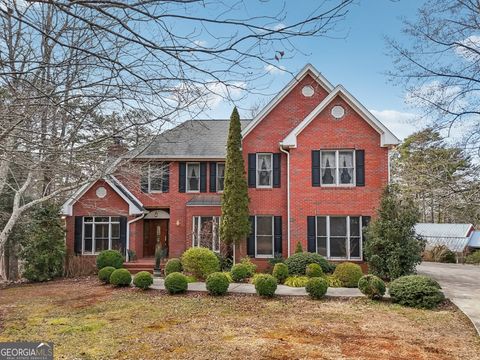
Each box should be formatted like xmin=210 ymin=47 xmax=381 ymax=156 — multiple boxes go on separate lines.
xmin=0 ymin=279 xmax=479 ymax=359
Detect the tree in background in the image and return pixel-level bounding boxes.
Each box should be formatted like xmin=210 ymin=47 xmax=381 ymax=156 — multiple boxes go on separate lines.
xmin=20 ymin=204 xmax=65 ymax=282
xmin=220 ymin=108 xmax=250 ymax=248
xmin=364 ymin=186 xmax=425 ymax=280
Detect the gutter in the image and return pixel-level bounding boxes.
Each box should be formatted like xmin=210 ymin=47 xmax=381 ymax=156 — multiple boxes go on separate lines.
xmin=279 ymin=143 xmax=291 ymax=258
xmin=126 ymin=213 xmax=146 ymax=261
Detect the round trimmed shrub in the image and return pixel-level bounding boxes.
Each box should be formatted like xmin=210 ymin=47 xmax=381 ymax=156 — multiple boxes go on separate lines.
xmin=110 ymin=268 xmax=132 ymax=287
xmin=306 ymin=277 xmax=328 ymax=299
xmin=284 ymin=252 xmax=330 ymax=275
xmin=389 ymin=275 xmax=444 ymax=309
xmin=165 ymin=258 xmax=183 ymax=276
xmin=96 ymin=250 xmax=124 ymax=270
xmin=230 ymin=263 xmax=250 ymax=282
xmin=164 ymin=272 xmax=188 ymax=294
xmin=206 ymin=272 xmax=230 ymax=296
xmin=133 ymin=271 xmax=153 ymax=290
xmin=98 ymin=266 xmax=116 ymax=284
xmin=333 ymin=262 xmax=363 ymax=288
xmin=358 ymin=274 xmax=386 ymax=299
xmin=272 ymin=263 xmax=289 ymax=284
xmin=306 ymin=263 xmax=323 ymax=278
xmin=255 ymin=274 xmax=277 ymax=297
xmin=181 ymin=247 xmax=219 ymax=279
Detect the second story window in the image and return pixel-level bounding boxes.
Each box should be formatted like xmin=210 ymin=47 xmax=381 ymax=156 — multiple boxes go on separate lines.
xmin=216 ymin=163 xmax=225 ymax=192
xmin=256 ymin=153 xmax=272 ymax=188
xmin=320 ymin=150 xmax=355 ymax=186
xmin=141 ymin=163 xmax=169 ymax=193
xmin=187 ymin=163 xmax=200 ymax=192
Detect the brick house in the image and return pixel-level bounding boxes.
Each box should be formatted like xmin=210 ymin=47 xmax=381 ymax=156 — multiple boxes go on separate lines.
xmin=61 ymin=64 xmax=399 ymax=270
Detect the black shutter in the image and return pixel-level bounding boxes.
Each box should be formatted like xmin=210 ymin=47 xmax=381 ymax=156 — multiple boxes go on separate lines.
xmin=274 ymin=216 xmax=282 ymax=255
xmin=209 ymin=162 xmax=217 ymax=192
xmin=140 ymin=165 xmax=149 ymax=193
xmin=119 ymin=216 xmax=127 ymax=257
xmin=273 ymin=153 xmax=281 ymax=188
xmin=247 ymin=216 xmax=255 ymax=257
xmin=74 ymin=216 xmax=83 ymax=255
xmin=162 ymin=163 xmax=169 ymax=193
xmin=248 ymin=153 xmax=256 ymax=188
xmin=179 ymin=162 xmax=186 ymax=193
xmin=307 ymin=216 xmax=316 ymax=253
xmin=200 ymin=162 xmax=207 ymax=193
xmin=355 ymin=150 xmax=365 ymax=187
xmin=312 ymin=150 xmax=320 ymax=187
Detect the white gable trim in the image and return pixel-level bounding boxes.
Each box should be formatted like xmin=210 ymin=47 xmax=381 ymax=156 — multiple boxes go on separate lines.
xmin=241 ymin=64 xmax=334 ymax=138
xmin=282 ymin=85 xmax=400 ymax=148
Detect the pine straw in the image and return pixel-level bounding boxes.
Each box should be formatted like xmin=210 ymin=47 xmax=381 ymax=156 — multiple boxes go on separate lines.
xmin=0 ymin=278 xmax=479 ymax=359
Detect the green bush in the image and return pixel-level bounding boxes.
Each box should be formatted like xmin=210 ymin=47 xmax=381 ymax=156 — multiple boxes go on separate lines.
xmin=389 ymin=275 xmax=444 ymax=309
xmin=306 ymin=277 xmax=328 ymax=299
xmin=206 ymin=272 xmax=230 ymax=296
xmin=215 ymin=253 xmax=233 ymax=271
xmin=96 ymin=250 xmax=124 ymax=270
xmin=239 ymin=257 xmax=257 ymax=276
xmin=284 ymin=252 xmax=331 ymax=275
xmin=324 ymin=274 xmax=342 ymax=288
xmin=164 ymin=272 xmax=188 ymax=294
xmin=267 ymin=253 xmax=285 ymax=267
xmin=254 ymin=274 xmax=277 ymax=297
xmin=110 ymin=268 xmax=132 ymax=287
xmin=333 ymin=262 xmax=363 ymax=287
xmin=181 ymin=247 xmax=219 ymax=279
xmin=272 ymin=263 xmax=289 ymax=284
xmin=465 ymin=251 xmax=480 ymax=265
xmin=424 ymin=245 xmax=456 ymax=263
xmin=164 ymin=258 xmax=182 ymax=276
xmin=230 ymin=263 xmax=250 ymax=282
xmin=133 ymin=271 xmax=153 ymax=290
xmin=294 ymin=241 xmax=303 ymax=254
xmin=222 ymin=272 xmax=233 ymax=283
xmin=358 ymin=274 xmax=386 ymax=299
xmin=98 ymin=266 xmax=116 ymax=284
xmin=306 ymin=263 xmax=323 ymax=278
xmin=284 ymin=275 xmax=309 ymax=287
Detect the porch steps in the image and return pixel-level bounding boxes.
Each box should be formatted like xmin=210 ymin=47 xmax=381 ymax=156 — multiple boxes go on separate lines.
xmin=123 ymin=258 xmax=166 ymax=274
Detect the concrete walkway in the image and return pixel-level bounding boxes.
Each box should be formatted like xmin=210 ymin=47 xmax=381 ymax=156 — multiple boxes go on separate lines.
xmin=151 ymin=278 xmax=363 ymax=297
xmin=417 ymin=262 xmax=480 ymax=335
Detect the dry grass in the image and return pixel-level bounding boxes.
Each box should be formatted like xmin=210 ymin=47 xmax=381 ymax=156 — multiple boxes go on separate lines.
xmin=0 ymin=278 xmax=479 ymax=359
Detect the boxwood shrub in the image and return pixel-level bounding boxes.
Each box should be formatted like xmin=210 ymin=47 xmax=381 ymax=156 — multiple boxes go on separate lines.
xmin=358 ymin=274 xmax=386 ymax=299
xmin=164 ymin=272 xmax=188 ymax=294
xmin=165 ymin=258 xmax=182 ymax=276
xmin=272 ymin=263 xmax=289 ymax=284
xmin=133 ymin=271 xmax=153 ymax=290
xmin=389 ymin=275 xmax=444 ymax=309
xmin=284 ymin=252 xmax=331 ymax=275
xmin=254 ymin=274 xmax=277 ymax=297
xmin=306 ymin=277 xmax=328 ymax=299
xmin=110 ymin=268 xmax=132 ymax=287
xmin=306 ymin=263 xmax=323 ymax=278
xmin=181 ymin=247 xmax=219 ymax=279
xmin=96 ymin=250 xmax=124 ymax=270
xmin=98 ymin=266 xmax=116 ymax=284
xmin=333 ymin=262 xmax=363 ymax=287
xmin=230 ymin=263 xmax=250 ymax=282
xmin=206 ymin=272 xmax=230 ymax=296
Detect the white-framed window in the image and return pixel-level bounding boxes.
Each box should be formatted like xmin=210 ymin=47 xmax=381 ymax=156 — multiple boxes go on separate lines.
xmin=216 ymin=163 xmax=225 ymax=192
xmin=143 ymin=163 xmax=168 ymax=192
xmin=320 ymin=150 xmax=355 ymax=186
xmin=256 ymin=153 xmax=273 ymax=188
xmin=315 ymin=216 xmax=362 ymax=260
xmin=255 ymin=215 xmax=274 ymax=258
xmin=186 ymin=162 xmax=200 ymax=192
xmin=192 ymin=216 xmax=221 ymax=252
xmin=83 ymin=216 xmax=121 ymax=255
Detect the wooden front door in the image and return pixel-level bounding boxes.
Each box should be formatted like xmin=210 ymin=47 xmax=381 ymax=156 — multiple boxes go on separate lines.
xmin=143 ymin=219 xmax=168 ymax=257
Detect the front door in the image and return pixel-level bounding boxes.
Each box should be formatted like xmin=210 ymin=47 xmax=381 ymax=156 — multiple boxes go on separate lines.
xmin=143 ymin=219 xmax=168 ymax=257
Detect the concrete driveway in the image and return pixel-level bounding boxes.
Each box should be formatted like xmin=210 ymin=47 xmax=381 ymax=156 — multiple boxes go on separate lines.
xmin=417 ymin=262 xmax=480 ymax=334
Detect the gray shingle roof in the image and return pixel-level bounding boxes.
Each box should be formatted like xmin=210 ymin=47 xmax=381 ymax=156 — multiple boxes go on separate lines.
xmin=135 ymin=119 xmax=251 ymax=158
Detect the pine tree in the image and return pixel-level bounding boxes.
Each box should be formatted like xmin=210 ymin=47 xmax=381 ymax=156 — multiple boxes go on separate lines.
xmin=220 ymin=107 xmax=250 ymax=245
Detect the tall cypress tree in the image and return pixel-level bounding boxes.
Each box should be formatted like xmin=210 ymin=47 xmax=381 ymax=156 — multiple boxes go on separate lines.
xmin=220 ymin=107 xmax=250 ymax=245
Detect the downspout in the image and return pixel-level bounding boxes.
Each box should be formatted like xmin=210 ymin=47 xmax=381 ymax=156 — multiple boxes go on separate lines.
xmin=126 ymin=213 xmax=146 ymax=261
xmin=279 ymin=143 xmax=291 ymax=257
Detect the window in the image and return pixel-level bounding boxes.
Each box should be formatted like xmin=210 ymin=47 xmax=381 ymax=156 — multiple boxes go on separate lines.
xmin=256 ymin=153 xmax=272 ymax=188
xmin=192 ymin=216 xmax=220 ymax=252
xmin=217 ymin=163 xmax=225 ymax=192
xmin=255 ymin=216 xmax=274 ymax=258
xmin=186 ymin=163 xmax=200 ymax=192
xmin=83 ymin=216 xmax=121 ymax=255
xmin=320 ymin=150 xmax=355 ymax=186
xmin=315 ymin=216 xmax=363 ymax=260
xmin=142 ymin=163 xmax=168 ymax=192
